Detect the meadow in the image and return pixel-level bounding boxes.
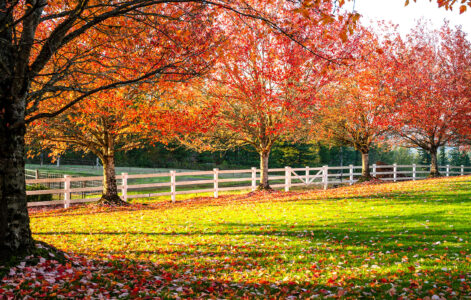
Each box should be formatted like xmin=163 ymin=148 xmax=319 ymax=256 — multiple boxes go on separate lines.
xmin=2 ymin=176 xmax=471 ymax=298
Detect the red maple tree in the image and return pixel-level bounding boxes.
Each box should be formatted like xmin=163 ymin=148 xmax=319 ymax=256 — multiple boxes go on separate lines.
xmin=316 ymin=26 xmax=400 ymax=179
xmin=392 ymin=22 xmax=471 ymax=176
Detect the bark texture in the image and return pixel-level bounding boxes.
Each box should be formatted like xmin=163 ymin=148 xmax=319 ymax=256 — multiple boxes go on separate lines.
xmin=0 ymin=122 xmax=35 ymax=259
xmin=0 ymin=3 xmax=35 ymax=259
xmin=429 ymin=147 xmax=440 ymax=177
xmin=361 ymin=151 xmax=371 ymax=179
xmin=97 ymin=154 xmax=127 ymax=206
xmin=258 ymin=150 xmax=271 ymax=190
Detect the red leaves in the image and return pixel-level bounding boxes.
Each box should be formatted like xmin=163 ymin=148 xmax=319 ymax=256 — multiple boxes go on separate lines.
xmin=391 ymin=22 xmax=471 ymax=150
xmin=315 ymin=26 xmax=398 ymax=152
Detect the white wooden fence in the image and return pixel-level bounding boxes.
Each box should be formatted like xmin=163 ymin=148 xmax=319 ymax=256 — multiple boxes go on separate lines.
xmin=26 ymin=163 xmax=471 ymax=208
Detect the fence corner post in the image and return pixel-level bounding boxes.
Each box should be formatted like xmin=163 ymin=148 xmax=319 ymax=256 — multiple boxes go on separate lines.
xmin=170 ymin=170 xmax=176 ymax=203
xmin=412 ymin=164 xmax=416 ymax=181
xmin=461 ymin=165 xmax=464 ymax=176
xmin=393 ymin=163 xmax=397 ymax=182
xmin=121 ymin=173 xmax=128 ymax=202
xmin=213 ymin=168 xmax=219 ymax=198
xmin=446 ymin=164 xmax=450 ymax=177
xmin=372 ymin=164 xmax=377 ymax=178
xmin=64 ymin=175 xmax=71 ymax=209
xmin=284 ymin=166 xmax=291 ymax=192
xmin=251 ymin=167 xmax=257 ymax=191
xmin=323 ymin=165 xmax=328 ymax=190
xmin=349 ymin=164 xmax=354 ymax=185
xmin=35 ymin=169 xmax=39 ymax=180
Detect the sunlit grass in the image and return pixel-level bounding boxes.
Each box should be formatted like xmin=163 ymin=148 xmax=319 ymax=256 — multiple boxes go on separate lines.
xmin=20 ymin=176 xmax=471 ymax=297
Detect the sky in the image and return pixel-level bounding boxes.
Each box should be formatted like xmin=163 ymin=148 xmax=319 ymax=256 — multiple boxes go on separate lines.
xmin=344 ymin=0 xmax=471 ymax=37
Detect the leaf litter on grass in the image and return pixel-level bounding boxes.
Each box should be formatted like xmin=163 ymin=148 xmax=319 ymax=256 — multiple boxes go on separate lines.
xmin=2 ymin=176 xmax=471 ymax=298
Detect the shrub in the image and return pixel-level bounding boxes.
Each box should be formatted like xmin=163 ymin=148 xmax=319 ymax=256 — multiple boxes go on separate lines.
xmin=26 ymin=184 xmax=53 ymax=202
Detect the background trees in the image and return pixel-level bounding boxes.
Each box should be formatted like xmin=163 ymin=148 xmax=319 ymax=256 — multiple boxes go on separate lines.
xmin=392 ymin=23 xmax=471 ymax=176
xmin=316 ymin=27 xmax=398 ymax=179
xmin=178 ymin=5 xmax=355 ymax=189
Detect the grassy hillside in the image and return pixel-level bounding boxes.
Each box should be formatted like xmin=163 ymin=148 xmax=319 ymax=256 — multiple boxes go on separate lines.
xmin=2 ymin=176 xmax=471 ymax=298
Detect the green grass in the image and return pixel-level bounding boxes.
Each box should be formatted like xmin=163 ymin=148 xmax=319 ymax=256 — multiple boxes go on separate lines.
xmin=4 ymin=176 xmax=471 ymax=298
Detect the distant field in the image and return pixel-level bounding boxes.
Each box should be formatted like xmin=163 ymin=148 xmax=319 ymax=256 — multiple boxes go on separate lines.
xmin=25 ymin=164 xmax=194 ymax=177
xmin=3 ymin=176 xmax=471 ymax=298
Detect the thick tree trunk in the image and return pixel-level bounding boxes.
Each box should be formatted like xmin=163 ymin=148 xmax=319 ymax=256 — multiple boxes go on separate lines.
xmin=258 ymin=150 xmax=271 ymax=190
xmin=0 ymin=4 xmax=35 ymax=262
xmin=360 ymin=151 xmax=372 ymax=180
xmin=429 ymin=147 xmax=440 ymax=177
xmin=0 ymin=96 xmax=35 ymax=260
xmin=98 ymin=154 xmax=127 ymax=206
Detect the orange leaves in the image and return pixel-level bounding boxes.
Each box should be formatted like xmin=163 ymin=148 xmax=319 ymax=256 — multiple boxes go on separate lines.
xmin=315 ymin=25 xmax=398 ymax=151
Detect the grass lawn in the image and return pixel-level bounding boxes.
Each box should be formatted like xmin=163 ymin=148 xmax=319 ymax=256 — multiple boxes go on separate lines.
xmin=3 ymin=176 xmax=471 ymax=298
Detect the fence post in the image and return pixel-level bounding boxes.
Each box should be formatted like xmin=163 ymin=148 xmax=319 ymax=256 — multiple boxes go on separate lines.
xmin=213 ymin=168 xmax=219 ymax=198
xmin=372 ymin=164 xmax=377 ymax=178
xmin=393 ymin=163 xmax=397 ymax=182
xmin=412 ymin=164 xmax=416 ymax=181
xmin=121 ymin=173 xmax=128 ymax=202
xmin=251 ymin=167 xmax=257 ymax=191
xmin=349 ymin=164 xmax=354 ymax=185
xmin=34 ymin=169 xmax=39 ymax=180
xmin=461 ymin=165 xmax=464 ymax=176
xmin=323 ymin=165 xmax=328 ymax=190
xmin=64 ymin=175 xmax=71 ymax=209
xmin=305 ymin=166 xmax=309 ymax=185
xmin=446 ymin=165 xmax=450 ymax=177
xmin=284 ymin=166 xmax=291 ymax=192
xmin=170 ymin=170 xmax=176 ymax=203
xmin=81 ymin=181 xmax=86 ymax=199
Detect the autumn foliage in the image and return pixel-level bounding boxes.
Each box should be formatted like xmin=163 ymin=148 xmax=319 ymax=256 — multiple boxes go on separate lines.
xmin=178 ymin=3 xmax=359 ymax=189
xmin=316 ymin=26 xmax=399 ymax=179
xmin=391 ymin=22 xmax=471 ymax=176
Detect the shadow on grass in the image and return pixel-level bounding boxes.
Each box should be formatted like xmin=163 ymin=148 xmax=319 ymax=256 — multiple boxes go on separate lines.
xmin=22 ymin=177 xmax=471 ymax=297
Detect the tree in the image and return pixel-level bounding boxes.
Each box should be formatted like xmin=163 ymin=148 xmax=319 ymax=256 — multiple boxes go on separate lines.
xmin=392 ymin=22 xmax=471 ymax=177
xmin=0 ymin=0 xmax=225 ymax=260
xmin=0 ymin=0 xmax=359 ymax=260
xmin=179 ymin=7 xmax=353 ymax=189
xmin=316 ymin=27 xmax=398 ymax=179
xmin=27 ymin=86 xmax=181 ymax=205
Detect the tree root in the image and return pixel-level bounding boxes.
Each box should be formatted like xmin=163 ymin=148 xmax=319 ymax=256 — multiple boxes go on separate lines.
xmin=257 ymin=184 xmax=273 ymax=191
xmin=96 ymin=194 xmax=129 ymax=207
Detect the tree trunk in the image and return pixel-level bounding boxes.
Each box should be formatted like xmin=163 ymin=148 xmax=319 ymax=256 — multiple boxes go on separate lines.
xmin=360 ymin=151 xmax=372 ymax=180
xmin=0 ymin=109 xmax=34 ymax=260
xmin=0 ymin=4 xmax=36 ymax=261
xmin=258 ymin=150 xmax=271 ymax=190
xmin=98 ymin=154 xmax=127 ymax=206
xmin=429 ymin=147 xmax=440 ymax=177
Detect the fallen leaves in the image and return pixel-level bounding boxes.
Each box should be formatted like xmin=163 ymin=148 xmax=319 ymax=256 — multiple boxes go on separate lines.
xmin=2 ymin=176 xmax=471 ymax=298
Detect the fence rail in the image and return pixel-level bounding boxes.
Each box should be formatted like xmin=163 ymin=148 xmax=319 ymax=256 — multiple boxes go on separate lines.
xmin=26 ymin=163 xmax=471 ymax=208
